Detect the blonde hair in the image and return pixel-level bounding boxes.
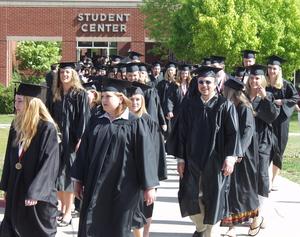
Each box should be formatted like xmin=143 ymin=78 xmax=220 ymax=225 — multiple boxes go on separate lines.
xmin=246 ymin=74 xmax=268 ymax=93
xmin=89 ymin=89 xmax=101 ymax=108
xmin=130 ymin=94 xmax=147 ymax=118
xmin=267 ymin=66 xmax=283 ymax=89
xmin=113 ymin=92 xmax=132 ymax=117
xmin=53 ymin=68 xmax=84 ymax=102
xmin=223 ymin=86 xmax=255 ymax=115
xmin=164 ymin=68 xmax=177 ymax=83
xmin=175 ymin=70 xmax=192 ymax=86
xmin=13 ymin=96 xmax=59 ymax=151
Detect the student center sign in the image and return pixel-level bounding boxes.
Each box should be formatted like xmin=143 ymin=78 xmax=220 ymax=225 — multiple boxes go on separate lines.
xmin=0 ymin=0 xmax=158 ymax=86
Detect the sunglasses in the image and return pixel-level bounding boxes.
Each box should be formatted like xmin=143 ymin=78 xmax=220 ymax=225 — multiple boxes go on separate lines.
xmin=198 ymin=80 xmax=212 ymax=85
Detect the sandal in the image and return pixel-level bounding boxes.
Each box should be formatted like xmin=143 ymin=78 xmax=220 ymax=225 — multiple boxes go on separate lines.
xmin=248 ymin=217 xmax=264 ymax=236
xmin=57 ymin=218 xmax=72 ymax=227
xmin=223 ymin=227 xmax=236 ymax=237
xmin=56 ymin=211 xmax=64 ymax=221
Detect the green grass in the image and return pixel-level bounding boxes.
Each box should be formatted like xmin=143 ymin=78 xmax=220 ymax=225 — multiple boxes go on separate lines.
xmin=0 ymin=114 xmax=14 ymax=124
xmin=0 ymin=128 xmax=9 ymax=198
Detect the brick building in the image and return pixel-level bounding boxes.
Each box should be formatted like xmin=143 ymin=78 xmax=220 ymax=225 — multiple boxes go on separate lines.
xmin=0 ymin=0 xmax=157 ymax=86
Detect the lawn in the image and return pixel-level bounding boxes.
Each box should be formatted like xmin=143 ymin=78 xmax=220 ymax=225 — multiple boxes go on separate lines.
xmin=0 ymin=114 xmax=14 ymax=124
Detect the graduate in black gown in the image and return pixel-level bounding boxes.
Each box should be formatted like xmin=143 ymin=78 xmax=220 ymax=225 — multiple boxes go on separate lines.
xmin=50 ymin=62 xmax=90 ymax=226
xmin=246 ymin=64 xmax=280 ymax=234
xmin=168 ymin=66 xmax=241 ymax=237
xmin=0 ymin=83 xmax=60 ymax=237
xmin=148 ymin=61 xmax=164 ymax=88
xmin=221 ymin=77 xmax=260 ymax=237
xmin=265 ymin=56 xmax=299 ymax=190
xmin=128 ymin=86 xmax=167 ymax=237
xmin=71 ymin=78 xmax=159 ymax=237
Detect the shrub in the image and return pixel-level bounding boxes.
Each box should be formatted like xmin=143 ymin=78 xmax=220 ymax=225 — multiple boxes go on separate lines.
xmin=0 ymin=83 xmax=14 ymax=114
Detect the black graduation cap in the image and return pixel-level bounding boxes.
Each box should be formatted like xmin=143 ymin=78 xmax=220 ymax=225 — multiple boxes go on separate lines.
xmin=101 ymin=78 xmax=132 ymax=93
xmin=249 ymin=64 xmax=267 ymax=76
xmin=192 ymin=66 xmax=222 ymax=77
xmin=126 ymin=63 xmax=140 ymax=73
xmin=234 ymin=66 xmax=247 ymax=77
xmin=59 ymin=62 xmax=76 ymax=69
xmin=82 ymin=81 xmax=101 ymax=91
xmin=152 ymin=61 xmax=161 ymax=67
xmin=95 ymin=65 xmax=107 ymax=71
xmin=178 ymin=64 xmax=191 ymax=71
xmin=127 ymin=86 xmax=145 ymax=97
xmin=210 ymin=55 xmax=226 ymax=64
xmin=224 ymin=76 xmax=245 ymax=91
xmin=117 ymin=63 xmax=127 ymax=73
xmin=110 ymin=55 xmax=124 ymax=63
xmin=165 ymin=61 xmax=177 ymax=69
xmin=15 ymin=82 xmax=48 ymax=99
xmin=202 ymin=57 xmax=211 ymax=66
xmin=107 ymin=66 xmax=118 ymax=74
xmin=241 ymin=50 xmax=258 ymax=59
xmin=266 ymin=55 xmax=286 ymax=66
xmin=128 ymin=51 xmax=143 ymax=61
xmin=138 ymin=63 xmax=150 ymax=72
xmin=132 ymin=81 xmax=151 ymax=91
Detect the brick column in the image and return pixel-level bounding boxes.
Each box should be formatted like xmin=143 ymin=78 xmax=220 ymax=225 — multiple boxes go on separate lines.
xmin=61 ymin=40 xmax=77 ymax=62
xmin=0 ymin=7 xmax=7 ymax=85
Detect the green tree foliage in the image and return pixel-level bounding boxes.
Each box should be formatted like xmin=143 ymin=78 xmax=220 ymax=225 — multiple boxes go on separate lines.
xmin=16 ymin=41 xmax=61 ymax=79
xmin=141 ymin=0 xmax=300 ymax=78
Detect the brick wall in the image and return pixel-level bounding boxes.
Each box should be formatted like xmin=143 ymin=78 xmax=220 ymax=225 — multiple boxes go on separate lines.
xmin=0 ymin=6 xmax=149 ymax=85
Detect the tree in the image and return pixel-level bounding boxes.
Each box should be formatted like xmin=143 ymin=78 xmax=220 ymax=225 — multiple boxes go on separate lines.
xmin=16 ymin=41 xmax=61 ymax=81
xmin=141 ymin=0 xmax=300 ymax=79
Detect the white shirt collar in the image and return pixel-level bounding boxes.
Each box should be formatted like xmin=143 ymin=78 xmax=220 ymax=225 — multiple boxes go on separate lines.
xmin=100 ymin=108 xmax=129 ymax=122
xmin=201 ymin=92 xmax=217 ymax=104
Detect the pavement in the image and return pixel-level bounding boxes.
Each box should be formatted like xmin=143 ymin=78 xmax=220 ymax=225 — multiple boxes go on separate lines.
xmin=0 ymin=156 xmax=300 ymax=236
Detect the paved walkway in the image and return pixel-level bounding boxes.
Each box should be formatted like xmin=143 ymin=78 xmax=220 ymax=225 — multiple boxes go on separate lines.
xmin=0 ymin=156 xmax=300 ymax=236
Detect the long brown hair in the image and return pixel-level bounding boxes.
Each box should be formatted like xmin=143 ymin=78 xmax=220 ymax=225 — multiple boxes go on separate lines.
xmin=53 ymin=69 xmax=84 ymax=102
xmin=13 ymin=96 xmax=59 ymax=150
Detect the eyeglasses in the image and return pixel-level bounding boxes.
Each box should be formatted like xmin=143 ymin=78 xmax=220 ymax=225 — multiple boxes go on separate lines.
xmin=198 ymin=80 xmax=212 ymax=85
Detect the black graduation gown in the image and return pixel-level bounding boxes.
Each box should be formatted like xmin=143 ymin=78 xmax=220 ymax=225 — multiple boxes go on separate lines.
xmin=168 ymin=95 xmax=241 ymax=225
xmin=148 ymin=73 xmax=164 ymax=88
xmin=251 ymin=93 xmax=280 ymax=196
xmin=227 ymin=104 xmax=259 ymax=216
xmin=143 ymin=87 xmax=166 ymax=128
xmin=266 ymin=80 xmax=299 ymax=168
xmin=156 ymin=80 xmax=171 ymax=115
xmin=51 ymin=89 xmax=90 ymax=191
xmin=0 ymin=121 xmax=60 ymax=237
xmin=71 ymin=112 xmax=159 ymax=237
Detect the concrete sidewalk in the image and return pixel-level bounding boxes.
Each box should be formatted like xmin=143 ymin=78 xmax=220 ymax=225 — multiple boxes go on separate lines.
xmin=0 ymin=156 xmax=300 ymax=236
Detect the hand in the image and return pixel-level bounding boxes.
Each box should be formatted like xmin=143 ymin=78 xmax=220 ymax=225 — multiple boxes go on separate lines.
xmin=274 ymin=99 xmax=283 ymax=106
xmin=257 ymin=86 xmax=266 ymax=99
xmin=221 ymin=159 xmax=235 ymax=176
xmin=144 ymin=188 xmax=156 ymax=206
xmin=236 ymin=157 xmax=243 ymax=163
xmin=74 ymin=181 xmax=84 ymax=200
xmin=75 ymin=139 xmax=82 ymax=153
xmin=161 ymin=124 xmax=167 ymax=132
xmin=177 ymin=162 xmax=185 ymax=178
xmin=25 ymin=199 xmax=37 ymax=206
xmin=166 ymin=112 xmax=174 ymax=120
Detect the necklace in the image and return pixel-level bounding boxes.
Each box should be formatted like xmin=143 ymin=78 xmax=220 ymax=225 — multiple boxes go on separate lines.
xmin=15 ymin=149 xmax=25 ymax=170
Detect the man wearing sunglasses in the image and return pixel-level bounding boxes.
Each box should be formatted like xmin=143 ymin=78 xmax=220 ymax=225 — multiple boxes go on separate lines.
xmin=168 ymin=66 xmax=241 ymax=237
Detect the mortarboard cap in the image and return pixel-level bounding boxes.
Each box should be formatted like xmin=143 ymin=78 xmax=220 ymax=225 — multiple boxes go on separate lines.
xmin=126 ymin=63 xmax=140 ymax=73
xmin=202 ymin=57 xmax=211 ymax=66
xmin=128 ymin=51 xmax=143 ymax=61
xmin=138 ymin=63 xmax=150 ymax=72
xmin=15 ymin=82 xmax=48 ymax=100
xmin=101 ymin=77 xmax=132 ymax=94
xmin=107 ymin=66 xmax=118 ymax=74
xmin=224 ymin=76 xmax=245 ymax=91
xmin=127 ymin=86 xmax=144 ymax=97
xmin=210 ymin=55 xmax=226 ymax=64
xmin=165 ymin=61 xmax=177 ymax=69
xmin=178 ymin=64 xmax=191 ymax=71
xmin=82 ymin=81 xmax=101 ymax=91
xmin=241 ymin=50 xmax=258 ymax=59
xmin=152 ymin=61 xmax=161 ymax=67
xmin=59 ymin=62 xmax=76 ymax=69
xmin=266 ymin=55 xmax=286 ymax=66
xmin=117 ymin=63 xmax=127 ymax=73
xmin=192 ymin=66 xmax=222 ymax=77
xmin=234 ymin=66 xmax=247 ymax=77
xmin=249 ymin=64 xmax=266 ymax=76
xmin=95 ymin=65 xmax=107 ymax=71
xmin=110 ymin=55 xmax=124 ymax=63
xmin=132 ymin=81 xmax=151 ymax=92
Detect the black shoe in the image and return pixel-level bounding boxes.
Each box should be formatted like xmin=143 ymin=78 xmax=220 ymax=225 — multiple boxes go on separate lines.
xmin=57 ymin=218 xmax=72 ymax=227
xmin=192 ymin=230 xmax=204 ymax=237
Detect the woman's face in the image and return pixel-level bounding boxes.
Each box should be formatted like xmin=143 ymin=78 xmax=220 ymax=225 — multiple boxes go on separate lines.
xmin=60 ymin=68 xmax=73 ymax=84
xmin=267 ymin=64 xmax=281 ymax=78
xmin=180 ymin=71 xmax=189 ymax=81
xmin=249 ymin=75 xmax=262 ymax=89
xmin=130 ymin=94 xmax=142 ymax=113
xmin=15 ymin=94 xmax=25 ymax=114
xmin=101 ymin=91 xmax=122 ymax=114
xmin=168 ymin=67 xmax=176 ymax=77
xmin=87 ymin=90 xmax=95 ymax=106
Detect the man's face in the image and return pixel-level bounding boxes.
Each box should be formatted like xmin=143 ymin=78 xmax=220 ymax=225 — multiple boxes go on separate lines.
xmin=243 ymin=58 xmax=255 ymax=67
xmin=152 ymin=66 xmax=161 ymax=76
xmin=197 ymin=76 xmax=216 ymax=98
